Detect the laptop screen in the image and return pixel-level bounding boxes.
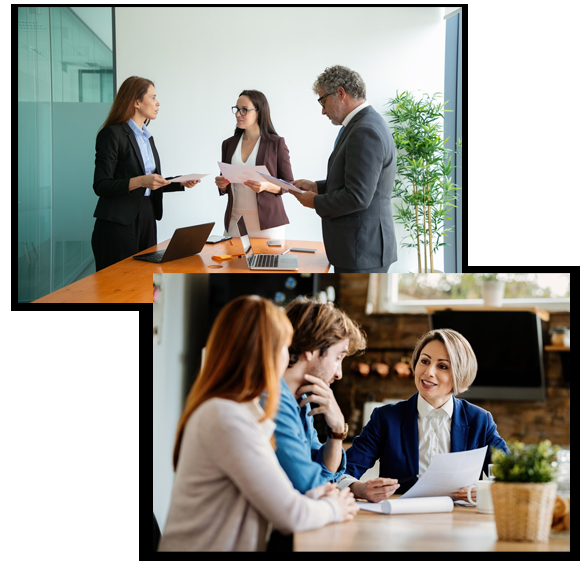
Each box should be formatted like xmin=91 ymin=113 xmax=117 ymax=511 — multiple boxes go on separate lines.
xmin=236 ymin=215 xmax=253 ymax=257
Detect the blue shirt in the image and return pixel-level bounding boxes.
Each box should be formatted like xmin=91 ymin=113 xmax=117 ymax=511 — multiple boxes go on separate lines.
xmin=126 ymin=118 xmax=156 ymax=196
xmin=263 ymin=378 xmax=346 ymax=494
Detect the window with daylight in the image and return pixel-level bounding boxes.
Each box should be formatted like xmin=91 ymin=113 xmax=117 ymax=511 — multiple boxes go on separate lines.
xmin=366 ymin=273 xmax=570 ymax=314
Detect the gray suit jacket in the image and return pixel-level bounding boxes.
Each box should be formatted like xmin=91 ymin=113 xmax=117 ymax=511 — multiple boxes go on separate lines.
xmin=313 ymin=105 xmax=397 ymax=271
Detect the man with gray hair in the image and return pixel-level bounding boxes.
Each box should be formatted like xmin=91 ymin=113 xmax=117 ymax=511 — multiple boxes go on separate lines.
xmin=290 ymin=65 xmax=397 ymax=273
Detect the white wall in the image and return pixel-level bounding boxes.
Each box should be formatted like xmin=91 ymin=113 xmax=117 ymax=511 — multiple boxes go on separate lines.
xmin=152 ymin=274 xmax=189 ymax=532
xmin=116 ymin=6 xmax=446 ymax=272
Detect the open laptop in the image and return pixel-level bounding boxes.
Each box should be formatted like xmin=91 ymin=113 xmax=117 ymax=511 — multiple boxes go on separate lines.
xmin=236 ymin=215 xmax=298 ymax=271
xmin=133 ymin=222 xmax=214 ymax=263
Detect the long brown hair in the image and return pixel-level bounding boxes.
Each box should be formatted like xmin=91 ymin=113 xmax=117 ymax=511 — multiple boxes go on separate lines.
xmin=285 ymin=297 xmax=367 ymax=367
xmin=100 ymin=76 xmax=154 ymax=130
xmin=173 ymin=295 xmax=293 ymax=471
xmin=234 ymin=90 xmax=278 ymax=139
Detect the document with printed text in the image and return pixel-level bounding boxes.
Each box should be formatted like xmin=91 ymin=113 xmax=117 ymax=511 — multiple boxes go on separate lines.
xmin=217 ymin=162 xmax=271 ymax=184
xmin=400 ymin=446 xmax=488 ymax=499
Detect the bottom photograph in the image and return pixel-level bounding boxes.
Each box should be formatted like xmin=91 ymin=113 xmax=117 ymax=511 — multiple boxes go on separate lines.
xmin=151 ymin=273 xmax=570 ymax=555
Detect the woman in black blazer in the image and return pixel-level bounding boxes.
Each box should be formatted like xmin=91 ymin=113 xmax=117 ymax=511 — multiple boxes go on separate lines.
xmin=92 ymin=76 xmax=200 ymax=271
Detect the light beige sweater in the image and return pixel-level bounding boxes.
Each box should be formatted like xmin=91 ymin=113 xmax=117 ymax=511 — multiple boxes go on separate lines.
xmin=158 ymin=397 xmax=342 ymax=551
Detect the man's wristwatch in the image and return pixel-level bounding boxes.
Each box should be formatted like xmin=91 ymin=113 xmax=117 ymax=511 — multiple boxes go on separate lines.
xmin=326 ymin=423 xmax=349 ymax=440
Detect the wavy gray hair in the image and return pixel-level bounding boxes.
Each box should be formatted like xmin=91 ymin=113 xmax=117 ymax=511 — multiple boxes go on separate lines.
xmin=312 ymin=65 xmax=366 ymax=101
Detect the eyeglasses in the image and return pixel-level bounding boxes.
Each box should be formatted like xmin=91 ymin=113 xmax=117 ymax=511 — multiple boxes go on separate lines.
xmin=232 ymin=106 xmax=257 ymax=116
xmin=317 ymin=92 xmax=336 ymax=107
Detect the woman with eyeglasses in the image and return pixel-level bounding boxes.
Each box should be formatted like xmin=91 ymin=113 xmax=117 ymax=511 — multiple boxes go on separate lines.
xmin=215 ymin=90 xmax=292 ymax=238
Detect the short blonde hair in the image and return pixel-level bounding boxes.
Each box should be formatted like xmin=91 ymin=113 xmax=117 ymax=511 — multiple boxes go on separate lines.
xmin=411 ymin=329 xmax=477 ymax=395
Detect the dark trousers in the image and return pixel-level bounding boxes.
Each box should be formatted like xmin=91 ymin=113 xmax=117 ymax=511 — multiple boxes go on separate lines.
xmin=91 ymin=196 xmax=157 ymax=272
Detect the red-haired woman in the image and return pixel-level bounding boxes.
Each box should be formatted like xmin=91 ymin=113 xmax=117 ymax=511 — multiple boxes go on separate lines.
xmin=91 ymin=76 xmax=200 ymax=271
xmin=158 ymin=295 xmax=358 ymax=552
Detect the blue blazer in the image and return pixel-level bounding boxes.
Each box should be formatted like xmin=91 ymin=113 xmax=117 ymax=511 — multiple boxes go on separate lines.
xmin=346 ymin=392 xmax=508 ymax=494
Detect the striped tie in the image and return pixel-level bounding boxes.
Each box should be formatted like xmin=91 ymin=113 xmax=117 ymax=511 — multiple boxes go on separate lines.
xmin=333 ymin=126 xmax=345 ymax=149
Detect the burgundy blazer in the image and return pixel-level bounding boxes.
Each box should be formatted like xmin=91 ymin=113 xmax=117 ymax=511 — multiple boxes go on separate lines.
xmin=219 ymin=133 xmax=293 ymax=231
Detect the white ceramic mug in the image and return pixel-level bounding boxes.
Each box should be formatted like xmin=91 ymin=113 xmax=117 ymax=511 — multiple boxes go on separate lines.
xmin=466 ymin=480 xmax=494 ymax=514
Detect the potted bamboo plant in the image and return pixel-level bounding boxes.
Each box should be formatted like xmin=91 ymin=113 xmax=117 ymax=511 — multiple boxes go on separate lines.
xmin=384 ymin=91 xmax=461 ymax=273
xmin=491 ymin=440 xmax=559 ymax=542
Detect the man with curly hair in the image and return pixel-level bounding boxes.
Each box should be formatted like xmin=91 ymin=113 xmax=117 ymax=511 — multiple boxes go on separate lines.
xmin=290 ymin=65 xmax=397 ymax=273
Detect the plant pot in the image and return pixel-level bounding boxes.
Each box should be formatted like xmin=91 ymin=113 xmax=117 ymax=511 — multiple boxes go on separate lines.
xmin=491 ymin=482 xmax=557 ymax=542
xmin=482 ymin=281 xmax=505 ymax=306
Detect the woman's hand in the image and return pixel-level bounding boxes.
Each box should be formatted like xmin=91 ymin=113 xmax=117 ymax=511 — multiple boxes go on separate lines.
xmin=141 ymin=174 xmax=170 ymax=190
xmin=306 ymin=482 xmax=338 ymax=500
xmin=244 ymin=180 xmax=269 ymax=193
xmin=452 ymin=487 xmax=476 ymax=502
xmin=180 ymin=179 xmax=201 ymax=188
xmin=334 ymin=487 xmax=359 ymax=521
xmin=350 ymin=478 xmax=400 ymax=503
xmin=215 ymin=176 xmax=230 ymax=190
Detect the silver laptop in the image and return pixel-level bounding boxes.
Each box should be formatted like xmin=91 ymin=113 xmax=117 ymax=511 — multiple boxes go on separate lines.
xmin=236 ymin=215 xmax=298 ymax=271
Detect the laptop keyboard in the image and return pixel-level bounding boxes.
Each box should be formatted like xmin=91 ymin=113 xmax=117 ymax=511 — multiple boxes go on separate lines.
xmin=250 ymin=254 xmax=279 ymax=268
xmin=139 ymin=250 xmax=165 ymax=263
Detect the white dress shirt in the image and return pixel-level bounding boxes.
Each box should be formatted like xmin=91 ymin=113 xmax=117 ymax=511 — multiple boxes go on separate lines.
xmin=341 ymin=100 xmax=370 ymax=128
xmin=417 ymin=394 xmax=453 ymax=476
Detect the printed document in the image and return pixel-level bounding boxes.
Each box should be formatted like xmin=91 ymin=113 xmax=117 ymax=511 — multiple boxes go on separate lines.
xmin=217 ymin=162 xmax=271 ymax=184
xmin=400 ymin=446 xmax=488 ymax=499
xmin=169 ymin=173 xmax=209 ymax=183
xmin=257 ymin=172 xmax=306 ymax=193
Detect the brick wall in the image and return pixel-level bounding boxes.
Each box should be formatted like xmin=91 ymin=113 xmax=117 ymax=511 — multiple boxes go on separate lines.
xmin=326 ymin=275 xmax=570 ymax=446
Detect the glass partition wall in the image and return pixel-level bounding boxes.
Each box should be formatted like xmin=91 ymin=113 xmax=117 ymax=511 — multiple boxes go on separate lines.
xmin=17 ymin=7 xmax=113 ymax=302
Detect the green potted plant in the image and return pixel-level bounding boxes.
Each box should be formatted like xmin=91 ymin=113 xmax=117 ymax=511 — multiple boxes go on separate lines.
xmin=477 ymin=273 xmax=505 ymax=306
xmin=490 ymin=440 xmax=560 ymax=542
xmin=384 ymin=91 xmax=461 ymax=273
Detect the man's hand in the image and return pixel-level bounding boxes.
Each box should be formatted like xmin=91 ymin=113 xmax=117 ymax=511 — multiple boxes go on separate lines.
xmin=296 ymin=374 xmax=345 ymax=432
xmin=291 ymin=179 xmax=318 ymax=194
xmin=350 ymin=478 xmax=400 ymax=503
xmin=289 ymin=189 xmax=316 ymax=209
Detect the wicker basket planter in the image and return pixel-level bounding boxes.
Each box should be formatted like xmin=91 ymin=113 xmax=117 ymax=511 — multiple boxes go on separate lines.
xmin=491 ymin=481 xmax=557 ymax=542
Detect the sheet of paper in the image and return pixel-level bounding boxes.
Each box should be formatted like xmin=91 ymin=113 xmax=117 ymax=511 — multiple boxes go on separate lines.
xmin=358 ymin=496 xmax=454 ymax=515
xmin=400 ymin=446 xmax=488 ymax=499
xmin=217 ymin=162 xmax=271 ymax=184
xmin=168 ymin=173 xmax=209 ymax=183
xmin=257 ymin=171 xmax=306 ymax=194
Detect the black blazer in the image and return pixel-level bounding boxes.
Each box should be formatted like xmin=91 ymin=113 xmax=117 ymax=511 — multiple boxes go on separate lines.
xmin=93 ymin=122 xmax=184 ymax=225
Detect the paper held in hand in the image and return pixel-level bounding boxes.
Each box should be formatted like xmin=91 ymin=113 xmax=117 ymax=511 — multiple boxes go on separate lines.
xmin=217 ymin=162 xmax=271 ymax=184
xmin=169 ymin=173 xmax=209 ymax=183
xmin=400 ymin=446 xmax=488 ymax=499
xmin=257 ymin=171 xmax=306 ymax=193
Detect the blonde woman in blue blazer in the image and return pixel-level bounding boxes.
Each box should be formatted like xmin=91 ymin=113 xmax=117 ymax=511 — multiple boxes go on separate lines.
xmin=338 ymin=329 xmax=509 ymax=502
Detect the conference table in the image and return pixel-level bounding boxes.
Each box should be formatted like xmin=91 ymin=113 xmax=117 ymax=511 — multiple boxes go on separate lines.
xmin=294 ymin=496 xmax=570 ymax=551
xmin=32 ymin=238 xmax=329 ymax=303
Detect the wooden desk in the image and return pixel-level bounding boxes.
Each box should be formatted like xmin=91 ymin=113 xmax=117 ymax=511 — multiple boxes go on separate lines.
xmin=32 ymin=239 xmax=328 ymax=303
xmin=294 ymin=497 xmax=570 ymax=552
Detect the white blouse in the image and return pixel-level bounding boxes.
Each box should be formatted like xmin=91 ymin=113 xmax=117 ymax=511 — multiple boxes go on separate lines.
xmin=226 ymin=136 xmax=286 ymax=239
